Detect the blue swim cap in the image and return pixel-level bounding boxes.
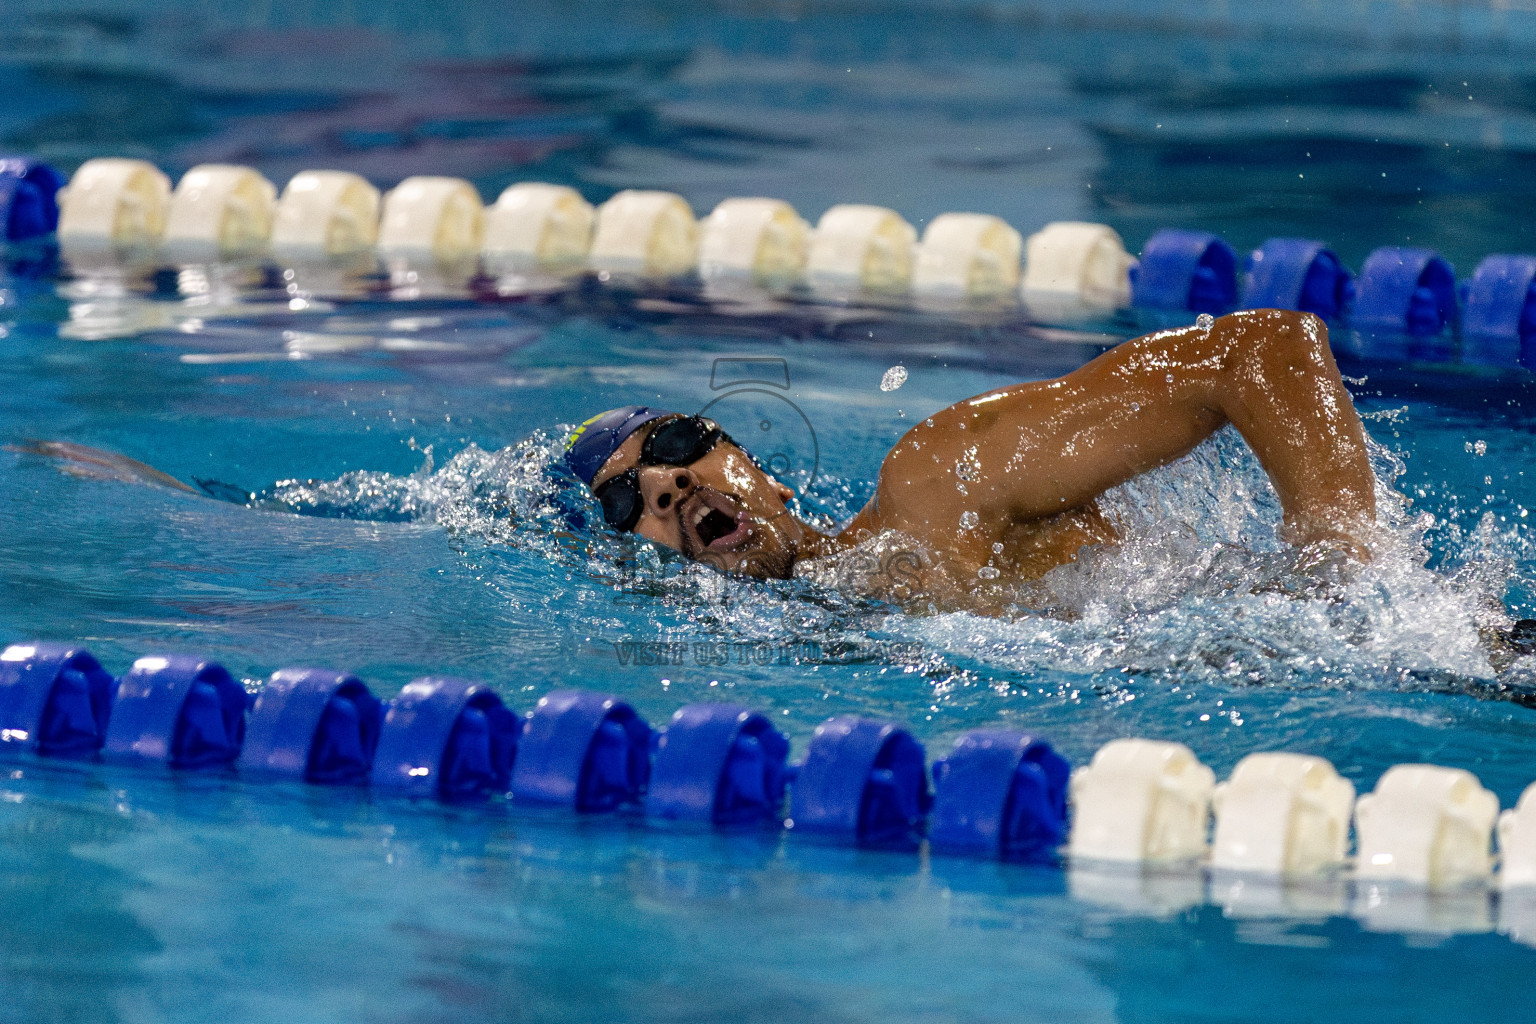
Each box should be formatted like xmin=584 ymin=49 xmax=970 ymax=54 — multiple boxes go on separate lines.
xmin=565 ymin=406 xmax=674 ymax=485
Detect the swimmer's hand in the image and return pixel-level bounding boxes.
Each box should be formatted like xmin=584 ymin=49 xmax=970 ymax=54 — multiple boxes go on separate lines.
xmin=193 ymin=478 xmax=257 ymax=504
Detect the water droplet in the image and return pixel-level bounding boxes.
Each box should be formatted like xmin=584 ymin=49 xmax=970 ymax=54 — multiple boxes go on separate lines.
xmin=1130 ymin=402 xmax=1140 ymax=412
xmin=959 ymin=510 xmax=979 ymax=530
xmin=977 ymin=565 xmax=1001 ymax=580
xmin=992 ymin=542 xmax=1004 ymax=554
xmin=881 ymin=365 xmax=908 ymax=392
xmin=1196 ymin=313 xmax=1215 ymax=333
xmin=1466 ymin=439 xmax=1487 ymax=456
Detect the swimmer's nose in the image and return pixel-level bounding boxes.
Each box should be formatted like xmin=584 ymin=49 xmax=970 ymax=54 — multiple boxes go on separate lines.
xmin=637 ymin=464 xmax=696 ymax=518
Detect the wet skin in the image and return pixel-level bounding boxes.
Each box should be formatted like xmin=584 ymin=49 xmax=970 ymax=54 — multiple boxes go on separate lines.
xmin=589 ymin=310 xmax=1377 ymax=609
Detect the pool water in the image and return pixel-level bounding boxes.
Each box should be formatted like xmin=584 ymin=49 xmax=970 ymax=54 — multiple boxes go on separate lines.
xmin=3 ymin=2 xmax=1536 ymax=1022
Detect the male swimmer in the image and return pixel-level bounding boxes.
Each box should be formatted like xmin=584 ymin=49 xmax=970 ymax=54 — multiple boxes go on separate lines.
xmin=11 ymin=307 xmax=1534 ymax=649
xmin=568 ymin=309 xmax=1379 ymax=613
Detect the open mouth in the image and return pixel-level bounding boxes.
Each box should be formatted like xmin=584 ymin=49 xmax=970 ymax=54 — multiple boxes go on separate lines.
xmin=682 ymin=488 xmax=749 ymax=551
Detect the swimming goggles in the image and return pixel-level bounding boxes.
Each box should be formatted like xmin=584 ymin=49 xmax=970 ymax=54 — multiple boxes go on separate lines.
xmin=591 ymin=415 xmax=728 ymax=532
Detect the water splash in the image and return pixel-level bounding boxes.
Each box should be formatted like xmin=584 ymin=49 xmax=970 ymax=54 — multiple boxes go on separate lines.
xmin=904 ymin=428 xmax=1522 ymax=693
xmin=238 ymin=422 xmax=1534 ymax=702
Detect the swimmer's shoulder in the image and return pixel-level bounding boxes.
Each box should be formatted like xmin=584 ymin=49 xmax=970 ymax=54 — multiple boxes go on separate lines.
xmin=850 ymin=417 xmax=954 ymax=534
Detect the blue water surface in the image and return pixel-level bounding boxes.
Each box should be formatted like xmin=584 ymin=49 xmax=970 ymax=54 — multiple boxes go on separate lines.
xmin=2 ymin=2 xmax=1536 ymax=1022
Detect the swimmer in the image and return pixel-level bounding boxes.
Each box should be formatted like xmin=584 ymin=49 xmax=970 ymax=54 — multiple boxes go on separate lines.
xmin=569 ymin=309 xmax=1378 ymax=611
xmin=12 ymin=306 xmax=1534 ymax=654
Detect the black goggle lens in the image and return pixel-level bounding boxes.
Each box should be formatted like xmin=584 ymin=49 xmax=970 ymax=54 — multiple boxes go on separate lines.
xmin=642 ymin=416 xmax=721 ymax=466
xmin=595 ymin=470 xmax=643 ymax=533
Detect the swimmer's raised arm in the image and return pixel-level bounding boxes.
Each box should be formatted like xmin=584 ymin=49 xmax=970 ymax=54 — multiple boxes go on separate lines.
xmin=859 ymin=309 xmax=1375 ymax=558
xmin=566 ymin=308 xmax=1375 ymax=597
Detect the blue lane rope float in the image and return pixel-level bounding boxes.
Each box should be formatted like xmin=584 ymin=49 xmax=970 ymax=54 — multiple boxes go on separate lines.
xmin=788 ymin=715 xmax=931 ymax=850
xmin=646 ymin=702 xmax=791 ymax=826
xmin=0 ymin=642 xmax=114 ymax=758
xmin=1130 ymin=229 xmax=1237 ymax=314
xmin=511 ymin=689 xmax=652 ymax=812
xmin=238 ymin=667 xmax=383 ymax=784
xmin=0 ymin=640 xmax=1068 ymax=864
xmin=1462 ymin=254 xmax=1536 ymax=349
xmin=929 ymin=729 xmax=1071 ymax=863
xmin=1240 ymin=238 xmax=1355 ymax=321
xmin=0 ymin=157 xmax=64 ymax=242
xmin=371 ymin=676 xmax=519 ymax=801
xmin=1351 ymin=245 xmax=1458 ymax=336
xmin=16 ymin=641 xmax=1536 ymax=942
xmin=104 ymin=654 xmax=247 ymax=769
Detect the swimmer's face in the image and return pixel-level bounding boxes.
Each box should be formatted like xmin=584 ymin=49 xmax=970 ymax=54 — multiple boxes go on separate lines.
xmin=589 ymin=420 xmax=802 ymax=579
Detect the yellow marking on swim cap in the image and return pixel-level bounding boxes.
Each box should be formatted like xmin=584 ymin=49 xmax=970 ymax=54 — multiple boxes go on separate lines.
xmin=566 ymin=412 xmax=608 ymax=450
